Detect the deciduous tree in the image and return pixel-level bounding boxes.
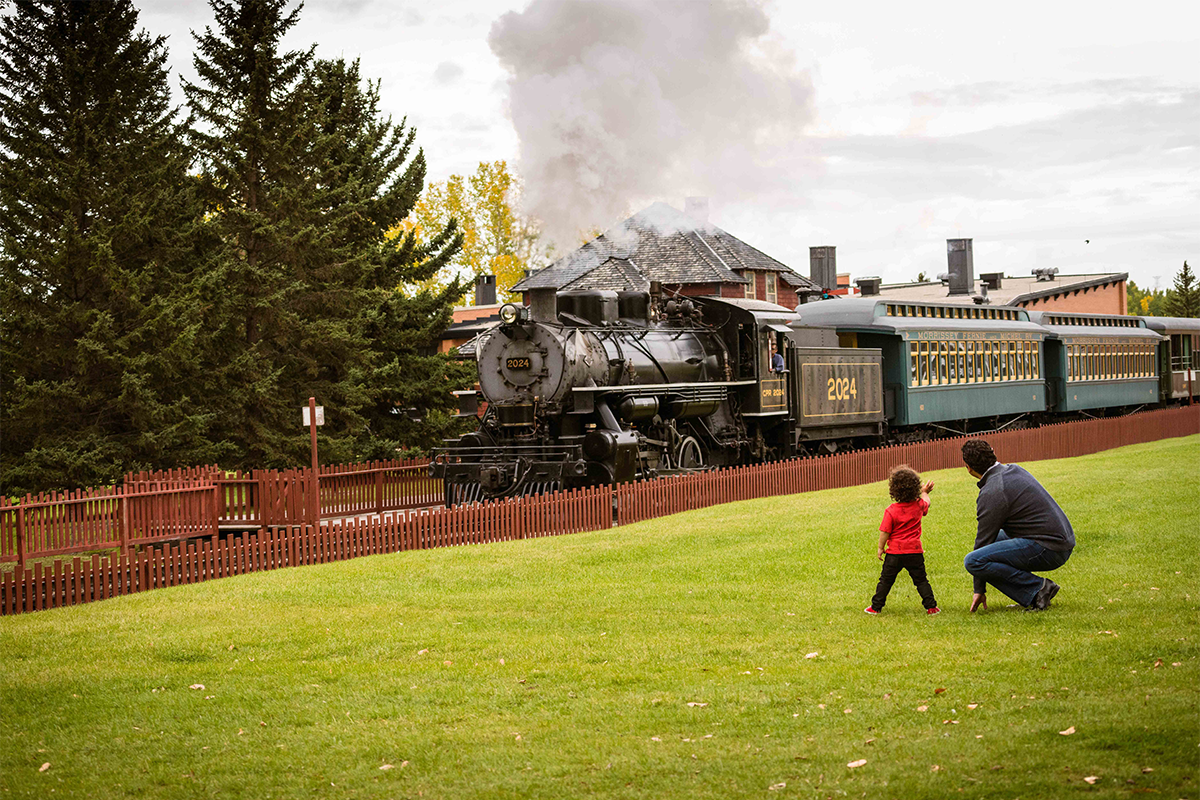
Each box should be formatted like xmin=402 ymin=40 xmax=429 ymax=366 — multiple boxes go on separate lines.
xmin=401 ymin=160 xmax=547 ymax=301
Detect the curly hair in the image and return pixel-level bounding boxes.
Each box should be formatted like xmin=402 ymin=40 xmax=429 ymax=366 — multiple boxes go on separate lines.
xmin=888 ymin=465 xmax=923 ymax=503
xmin=961 ymin=439 xmax=997 ymax=474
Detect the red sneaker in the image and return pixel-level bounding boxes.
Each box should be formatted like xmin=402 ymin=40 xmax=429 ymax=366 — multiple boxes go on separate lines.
xmin=864 ymin=606 xmax=880 ymax=615
xmin=927 ymin=607 xmax=941 ymax=615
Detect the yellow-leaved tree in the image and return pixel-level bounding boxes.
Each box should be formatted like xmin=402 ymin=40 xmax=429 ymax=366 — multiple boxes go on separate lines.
xmin=392 ymin=161 xmax=547 ymax=302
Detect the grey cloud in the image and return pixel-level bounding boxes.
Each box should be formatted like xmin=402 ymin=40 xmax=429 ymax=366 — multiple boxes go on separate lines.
xmin=821 ymin=92 xmax=1200 ymax=202
xmin=489 ymin=0 xmax=816 ymax=250
xmin=433 ymin=61 xmax=464 ymax=85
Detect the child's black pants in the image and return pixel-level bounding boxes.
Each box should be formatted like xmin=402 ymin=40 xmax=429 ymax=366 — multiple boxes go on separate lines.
xmin=871 ymin=553 xmax=937 ymax=610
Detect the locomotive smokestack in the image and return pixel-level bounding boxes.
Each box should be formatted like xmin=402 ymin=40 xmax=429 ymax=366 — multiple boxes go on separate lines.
xmin=528 ymin=287 xmax=558 ymax=322
xmin=946 ymin=238 xmax=974 ymax=296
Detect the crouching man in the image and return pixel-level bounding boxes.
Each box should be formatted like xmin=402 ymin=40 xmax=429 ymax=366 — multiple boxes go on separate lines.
xmin=961 ymin=439 xmax=1075 ymax=612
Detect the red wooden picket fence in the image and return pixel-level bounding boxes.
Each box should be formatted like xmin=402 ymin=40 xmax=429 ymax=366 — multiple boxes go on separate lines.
xmin=2 ymin=405 xmax=1196 ymax=615
xmin=0 ymin=458 xmax=440 ymax=568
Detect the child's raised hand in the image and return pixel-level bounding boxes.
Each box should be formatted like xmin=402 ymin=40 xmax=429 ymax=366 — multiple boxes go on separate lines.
xmin=922 ymin=480 xmax=934 ymax=494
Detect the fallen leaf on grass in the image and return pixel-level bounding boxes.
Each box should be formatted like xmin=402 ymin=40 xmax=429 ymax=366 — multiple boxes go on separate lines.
xmin=39 ymin=763 xmax=50 ymax=773
xmin=1059 ymin=726 xmax=1076 ymax=736
xmin=1172 ymin=662 xmax=1181 ymax=667
xmin=768 ymin=782 xmax=786 ymax=791
xmin=916 ymin=705 xmax=928 ymax=712
xmin=805 ymin=652 xmax=819 ymax=659
xmin=189 ymin=684 xmax=205 ymax=690
xmin=967 ymin=704 xmax=979 ymax=709
xmin=417 ymin=649 xmax=428 ymax=655
xmin=237 ymin=729 xmax=244 ymax=736
xmin=1083 ymin=776 xmax=1099 ymax=784
xmin=650 ymin=737 xmax=661 ymax=742
xmin=1152 ymin=659 xmax=1163 ymax=668
xmin=817 ymin=703 xmax=826 ymax=709
xmin=882 ymin=693 xmax=891 ymax=700
xmin=687 ymin=702 xmax=708 ymax=708
xmin=847 ymin=759 xmax=867 ymax=769
xmin=930 ymin=765 xmax=941 ymax=772
xmin=934 ymin=687 xmax=946 ymax=694
xmin=1141 ymin=767 xmax=1153 ymax=773
xmin=843 ymin=709 xmax=852 ymax=714
xmin=443 ymin=661 xmax=453 ymax=666
xmin=942 ymin=720 xmax=959 ymax=725
xmin=380 ymin=765 xmax=394 ymax=771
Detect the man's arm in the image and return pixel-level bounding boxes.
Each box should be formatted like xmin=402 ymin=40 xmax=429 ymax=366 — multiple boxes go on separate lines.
xmin=970 ymin=480 xmax=1009 ymax=597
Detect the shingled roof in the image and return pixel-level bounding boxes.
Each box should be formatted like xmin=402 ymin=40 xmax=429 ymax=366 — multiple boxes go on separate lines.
xmin=511 ymin=202 xmax=818 ymax=293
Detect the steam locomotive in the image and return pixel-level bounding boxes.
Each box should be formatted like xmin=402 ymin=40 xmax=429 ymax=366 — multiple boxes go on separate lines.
xmin=432 ymin=287 xmax=886 ymax=504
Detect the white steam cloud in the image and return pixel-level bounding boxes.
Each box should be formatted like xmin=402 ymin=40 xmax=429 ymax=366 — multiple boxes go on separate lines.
xmin=489 ymin=0 xmax=816 ymax=251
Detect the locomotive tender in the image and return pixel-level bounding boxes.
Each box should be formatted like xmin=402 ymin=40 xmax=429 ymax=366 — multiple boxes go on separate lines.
xmin=433 ymin=289 xmax=1193 ymax=504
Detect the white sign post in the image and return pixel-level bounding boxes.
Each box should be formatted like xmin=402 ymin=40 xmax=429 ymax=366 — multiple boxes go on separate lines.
xmin=304 ymin=398 xmax=324 ymax=525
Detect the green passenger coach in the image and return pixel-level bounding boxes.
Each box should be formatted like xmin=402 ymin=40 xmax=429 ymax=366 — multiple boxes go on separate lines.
xmin=1028 ymin=311 xmax=1166 ymax=412
xmin=794 ymin=298 xmax=1049 ymax=427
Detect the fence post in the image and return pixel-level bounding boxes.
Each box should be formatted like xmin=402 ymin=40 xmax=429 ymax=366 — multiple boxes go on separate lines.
xmin=119 ymin=489 xmax=131 ymax=558
xmin=375 ymin=469 xmax=384 ymax=515
xmin=16 ymin=505 xmax=26 ymax=572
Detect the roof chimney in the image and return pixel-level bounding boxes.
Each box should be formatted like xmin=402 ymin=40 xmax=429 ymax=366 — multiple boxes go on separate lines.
xmin=946 ymin=238 xmax=973 ymax=296
xmin=809 ymin=246 xmax=837 ymax=292
xmin=474 ymin=273 xmax=497 ymax=306
xmin=684 ymin=196 xmax=709 ymax=225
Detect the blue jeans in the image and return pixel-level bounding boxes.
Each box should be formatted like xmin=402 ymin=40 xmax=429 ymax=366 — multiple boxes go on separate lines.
xmin=963 ymin=530 xmax=1072 ymax=607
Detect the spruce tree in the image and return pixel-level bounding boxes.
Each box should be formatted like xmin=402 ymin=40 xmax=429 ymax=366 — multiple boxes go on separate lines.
xmin=185 ymin=2 xmax=469 ymax=467
xmin=1164 ymin=261 xmax=1200 ymax=318
xmin=0 ymin=0 xmax=214 ymax=495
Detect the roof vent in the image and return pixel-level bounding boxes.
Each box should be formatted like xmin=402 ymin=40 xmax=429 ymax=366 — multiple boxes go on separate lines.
xmin=855 ymin=276 xmax=882 ymax=296
xmin=1032 ymin=267 xmax=1059 ymax=282
xmin=972 ymin=283 xmax=992 ymax=305
xmin=980 ymin=272 xmax=1003 ymax=290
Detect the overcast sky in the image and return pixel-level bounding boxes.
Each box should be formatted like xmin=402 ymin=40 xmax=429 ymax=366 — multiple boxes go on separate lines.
xmin=140 ymin=0 xmax=1198 ymax=291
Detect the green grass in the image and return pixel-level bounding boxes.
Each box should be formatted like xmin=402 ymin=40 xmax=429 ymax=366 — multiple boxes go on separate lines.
xmin=2 ymin=436 xmax=1197 ymax=799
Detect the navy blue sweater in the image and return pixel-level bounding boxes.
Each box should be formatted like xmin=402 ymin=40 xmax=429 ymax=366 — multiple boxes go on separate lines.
xmin=972 ymin=464 xmax=1075 ymax=594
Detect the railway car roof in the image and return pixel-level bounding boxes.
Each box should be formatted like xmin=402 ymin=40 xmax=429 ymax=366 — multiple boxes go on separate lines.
xmin=1026 ymin=311 xmax=1165 ymax=340
xmin=696 ymin=296 xmax=800 ymax=327
xmin=793 ymin=297 xmax=1045 ymax=335
xmin=1140 ymin=316 xmax=1200 ymax=334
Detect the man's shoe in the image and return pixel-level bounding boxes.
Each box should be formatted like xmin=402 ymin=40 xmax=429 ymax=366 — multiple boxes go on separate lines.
xmin=1033 ymin=579 xmax=1060 ymax=610
xmin=926 ymin=607 xmax=941 ymax=615
xmin=864 ymin=606 xmax=880 ymax=615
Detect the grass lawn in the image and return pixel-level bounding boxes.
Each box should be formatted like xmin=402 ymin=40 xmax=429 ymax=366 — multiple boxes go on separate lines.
xmin=1 ymin=436 xmax=1197 ymax=799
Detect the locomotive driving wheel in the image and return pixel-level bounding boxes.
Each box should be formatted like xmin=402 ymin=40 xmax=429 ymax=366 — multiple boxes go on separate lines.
xmin=676 ymin=436 xmax=704 ymax=470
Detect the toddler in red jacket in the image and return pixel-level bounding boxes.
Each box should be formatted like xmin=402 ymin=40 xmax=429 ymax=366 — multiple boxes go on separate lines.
xmin=865 ymin=465 xmax=940 ymax=615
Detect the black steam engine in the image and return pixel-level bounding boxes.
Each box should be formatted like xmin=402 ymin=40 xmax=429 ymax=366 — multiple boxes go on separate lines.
xmin=433 ymin=286 xmax=884 ymax=504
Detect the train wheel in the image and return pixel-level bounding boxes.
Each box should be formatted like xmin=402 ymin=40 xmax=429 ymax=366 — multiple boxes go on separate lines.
xmin=677 ymin=437 xmax=704 ymax=470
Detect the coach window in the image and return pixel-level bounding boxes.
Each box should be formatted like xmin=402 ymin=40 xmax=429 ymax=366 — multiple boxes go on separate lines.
xmin=987 ymin=342 xmax=997 ymax=381
xmin=1033 ymin=343 xmax=1041 ymax=379
xmin=948 ymin=341 xmax=958 ymax=382
xmin=957 ymin=341 xmax=967 ymax=383
xmin=976 ymin=342 xmax=985 ymax=382
xmin=910 ymin=342 xmax=918 ymax=385
xmin=1023 ymin=342 xmax=1032 ymax=380
xmin=937 ymin=342 xmax=948 ymax=384
xmin=1066 ymin=345 xmax=1074 ymax=381
xmin=1008 ymin=341 xmax=1018 ymax=380
xmin=919 ymin=342 xmax=930 ymax=385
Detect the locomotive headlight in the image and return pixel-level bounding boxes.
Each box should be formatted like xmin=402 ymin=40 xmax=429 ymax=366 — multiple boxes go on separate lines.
xmin=499 ymin=303 xmax=520 ymax=324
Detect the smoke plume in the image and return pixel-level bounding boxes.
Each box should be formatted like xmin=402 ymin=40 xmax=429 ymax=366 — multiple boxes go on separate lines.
xmin=489 ymin=0 xmax=816 ymax=251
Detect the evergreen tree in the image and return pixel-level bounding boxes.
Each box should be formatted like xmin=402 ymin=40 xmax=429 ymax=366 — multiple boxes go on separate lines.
xmin=184 ymin=2 xmax=469 ymax=467
xmin=1163 ymin=261 xmax=1200 ymax=318
xmin=0 ymin=0 xmax=214 ymax=495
